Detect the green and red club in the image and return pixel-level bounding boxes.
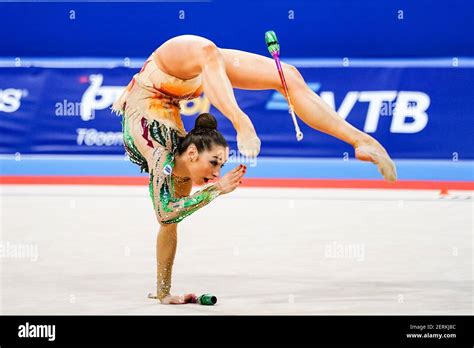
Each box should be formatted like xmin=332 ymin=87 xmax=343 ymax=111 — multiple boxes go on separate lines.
xmin=265 ymin=30 xmax=304 ymax=141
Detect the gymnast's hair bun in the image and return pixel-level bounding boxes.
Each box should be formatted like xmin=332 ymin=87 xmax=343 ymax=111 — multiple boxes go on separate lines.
xmin=177 ymin=112 xmax=228 ymax=155
xmin=194 ymin=113 xmax=218 ymax=131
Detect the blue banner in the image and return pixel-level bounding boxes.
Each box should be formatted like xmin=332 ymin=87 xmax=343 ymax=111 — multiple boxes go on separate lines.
xmin=1 ymin=64 xmax=473 ymax=159
xmin=1 ymin=1 xmax=473 ymax=58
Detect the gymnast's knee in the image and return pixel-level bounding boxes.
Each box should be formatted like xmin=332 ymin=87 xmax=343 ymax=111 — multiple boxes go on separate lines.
xmin=201 ymin=42 xmax=221 ymax=59
xmin=282 ymin=63 xmax=306 ymax=91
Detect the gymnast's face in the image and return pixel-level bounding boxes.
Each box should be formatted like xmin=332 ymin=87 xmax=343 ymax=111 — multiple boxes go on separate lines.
xmin=186 ymin=144 xmax=229 ymax=185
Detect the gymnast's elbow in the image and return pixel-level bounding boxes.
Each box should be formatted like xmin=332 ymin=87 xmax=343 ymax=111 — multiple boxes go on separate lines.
xmin=157 ymin=211 xmax=180 ymax=226
xmin=158 ymin=216 xmax=173 ymax=225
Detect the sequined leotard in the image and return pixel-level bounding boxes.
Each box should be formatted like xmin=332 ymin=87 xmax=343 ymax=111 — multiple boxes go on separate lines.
xmin=112 ymin=53 xmax=222 ymax=300
xmin=113 ymin=53 xmax=221 ymax=225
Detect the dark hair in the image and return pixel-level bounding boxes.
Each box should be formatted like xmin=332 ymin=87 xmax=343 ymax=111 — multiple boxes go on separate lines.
xmin=177 ymin=113 xmax=228 ymax=155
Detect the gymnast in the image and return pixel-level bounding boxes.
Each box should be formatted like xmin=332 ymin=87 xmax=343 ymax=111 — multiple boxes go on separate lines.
xmin=112 ymin=34 xmax=397 ymax=304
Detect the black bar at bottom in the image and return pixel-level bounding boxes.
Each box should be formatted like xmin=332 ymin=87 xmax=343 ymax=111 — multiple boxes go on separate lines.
xmin=0 ymin=315 xmax=472 ymax=346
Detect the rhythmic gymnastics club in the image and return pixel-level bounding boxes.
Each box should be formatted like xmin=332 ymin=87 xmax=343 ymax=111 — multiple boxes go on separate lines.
xmin=265 ymin=30 xmax=303 ymax=141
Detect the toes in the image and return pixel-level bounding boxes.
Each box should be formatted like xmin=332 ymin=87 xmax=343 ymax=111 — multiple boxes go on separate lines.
xmin=378 ymin=159 xmax=397 ymax=182
xmin=237 ymin=134 xmax=261 ymax=158
xmin=356 ymin=145 xmax=397 ymax=182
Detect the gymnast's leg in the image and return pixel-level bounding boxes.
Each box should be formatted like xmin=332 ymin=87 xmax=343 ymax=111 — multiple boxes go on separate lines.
xmin=198 ymin=43 xmax=261 ymax=158
xmin=150 ymin=36 xmax=261 ymax=157
xmin=218 ymin=48 xmax=397 ymax=181
xmin=151 ymin=36 xmax=395 ymax=181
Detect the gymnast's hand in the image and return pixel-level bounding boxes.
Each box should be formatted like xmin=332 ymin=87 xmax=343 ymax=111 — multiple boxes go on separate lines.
xmin=160 ymin=293 xmax=198 ymax=305
xmin=216 ymin=164 xmax=246 ymax=194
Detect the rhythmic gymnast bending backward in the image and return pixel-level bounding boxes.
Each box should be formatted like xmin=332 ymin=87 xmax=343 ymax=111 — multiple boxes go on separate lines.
xmin=112 ymin=34 xmax=397 ymax=304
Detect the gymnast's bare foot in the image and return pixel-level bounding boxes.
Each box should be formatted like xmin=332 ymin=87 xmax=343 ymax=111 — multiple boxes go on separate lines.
xmin=237 ymin=130 xmax=261 ymax=158
xmin=234 ymin=114 xmax=261 ymax=158
xmin=354 ymin=136 xmax=397 ymax=182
